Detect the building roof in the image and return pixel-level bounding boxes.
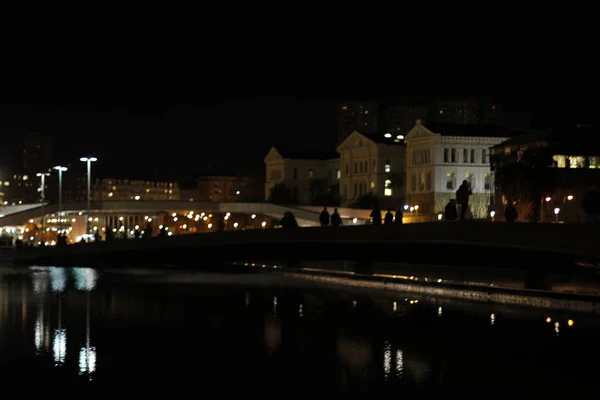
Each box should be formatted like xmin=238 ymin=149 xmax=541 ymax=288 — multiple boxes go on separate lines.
xmin=356 ymin=131 xmax=406 ymax=146
xmin=276 ymin=148 xmax=339 ymax=160
xmin=493 ymin=124 xmax=600 ymax=154
xmin=424 ymin=123 xmax=511 ymax=138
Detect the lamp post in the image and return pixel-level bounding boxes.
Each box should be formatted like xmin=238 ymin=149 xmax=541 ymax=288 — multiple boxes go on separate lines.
xmin=36 ymin=172 xmax=50 ymax=245
xmin=53 ymin=166 xmax=68 ymax=234
xmin=554 ymin=207 xmax=560 ymax=223
xmin=80 ymin=157 xmax=97 ymax=236
xmin=541 ymin=196 xmax=551 ymax=223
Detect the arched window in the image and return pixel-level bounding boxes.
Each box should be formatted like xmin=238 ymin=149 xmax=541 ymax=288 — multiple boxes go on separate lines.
xmin=470 ymin=149 xmax=475 ymax=163
xmin=463 ymin=149 xmax=468 ymax=163
xmin=451 ymin=149 xmax=456 ymax=163
xmin=444 ymin=148 xmax=449 ymax=163
xmin=482 ymin=149 xmax=487 ymax=163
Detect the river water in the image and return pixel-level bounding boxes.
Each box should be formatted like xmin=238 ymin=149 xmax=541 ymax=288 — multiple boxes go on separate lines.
xmin=0 ymin=265 xmax=598 ymax=395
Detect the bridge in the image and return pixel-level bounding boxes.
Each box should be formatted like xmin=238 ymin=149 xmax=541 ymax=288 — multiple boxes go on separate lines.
xmin=9 ymin=222 xmax=600 ymax=290
xmin=0 ymin=201 xmax=371 ymax=229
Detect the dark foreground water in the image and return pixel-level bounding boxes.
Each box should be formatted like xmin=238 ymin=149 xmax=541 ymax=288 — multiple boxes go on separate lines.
xmin=0 ymin=266 xmax=599 ymax=396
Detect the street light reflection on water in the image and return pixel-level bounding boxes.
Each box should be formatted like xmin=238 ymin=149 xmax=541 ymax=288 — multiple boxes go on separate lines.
xmin=0 ymin=267 xmax=598 ymax=393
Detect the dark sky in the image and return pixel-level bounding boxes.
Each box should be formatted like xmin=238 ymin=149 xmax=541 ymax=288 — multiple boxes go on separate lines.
xmin=0 ymin=7 xmax=596 ymax=178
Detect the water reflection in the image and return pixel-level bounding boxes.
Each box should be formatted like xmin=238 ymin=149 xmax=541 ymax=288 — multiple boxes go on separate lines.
xmin=79 ymin=346 xmax=97 ymax=374
xmin=73 ymin=268 xmax=98 ymax=291
xmin=396 ymin=349 xmax=404 ymax=379
xmin=383 ymin=341 xmax=392 ymax=380
xmin=264 ymin=318 xmax=281 ymax=355
xmin=53 ymin=327 xmax=67 ymax=365
xmin=32 ymin=270 xmax=49 ymax=294
xmin=79 ymin=292 xmax=96 ymax=378
xmin=0 ymin=267 xmax=597 ymax=392
xmin=50 ymin=267 xmax=67 ymax=292
xmin=34 ymin=308 xmax=47 ymax=353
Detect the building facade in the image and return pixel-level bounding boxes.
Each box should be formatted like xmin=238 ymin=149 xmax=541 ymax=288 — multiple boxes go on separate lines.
xmin=180 ymin=175 xmax=260 ymax=202
xmin=405 ymin=120 xmax=509 ymax=218
xmin=491 ymin=124 xmax=600 ymax=223
xmin=337 ymin=102 xmax=379 ymax=144
xmin=264 ymin=147 xmax=339 ymax=205
xmin=91 ymin=178 xmax=180 ymax=201
xmin=337 ymin=131 xmax=406 ymax=208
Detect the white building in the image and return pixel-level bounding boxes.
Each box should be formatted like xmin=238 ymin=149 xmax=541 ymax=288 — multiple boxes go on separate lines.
xmin=264 ymin=147 xmax=339 ymax=204
xmin=404 ymin=120 xmax=509 ymax=218
xmin=337 ymin=130 xmax=406 ymax=208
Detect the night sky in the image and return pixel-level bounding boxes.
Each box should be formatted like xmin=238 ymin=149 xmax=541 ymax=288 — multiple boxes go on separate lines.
xmin=0 ymin=7 xmax=596 ymax=179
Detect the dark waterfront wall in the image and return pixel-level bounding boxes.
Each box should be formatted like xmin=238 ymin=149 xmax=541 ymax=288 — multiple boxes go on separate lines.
xmin=12 ymin=222 xmax=600 ymax=272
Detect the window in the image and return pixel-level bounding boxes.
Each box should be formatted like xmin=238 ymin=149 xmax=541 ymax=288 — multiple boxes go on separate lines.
xmin=465 ymin=173 xmax=475 ymax=190
xmin=354 ymin=183 xmax=357 ymax=197
xmin=451 ymin=149 xmax=456 ymax=163
xmin=371 ymin=181 xmax=375 ymax=189
xmin=419 ymin=172 xmax=425 ymax=191
xmin=446 ymin=172 xmax=455 ymax=190
xmin=484 ymin=172 xmax=491 ymax=190
xmin=293 ymin=168 xmax=298 ymax=180
xmin=411 ymin=173 xmax=417 ymax=192
xmin=385 ymin=160 xmax=391 ymax=173
xmin=426 ymin=172 xmax=432 ymax=191
xmin=364 ymin=160 xmax=368 ymax=173
xmin=308 ymin=169 xmax=313 ymax=178
xmin=359 ymin=162 xmax=363 ymax=173
xmin=470 ymin=149 xmax=475 ymax=163
xmin=336 ymin=169 xmax=341 ymax=179
xmin=482 ymin=149 xmax=487 ymax=164
xmin=345 ymin=163 xmax=349 ymax=174
xmin=463 ymin=149 xmax=468 ymax=163
xmin=354 ymin=162 xmax=358 ymax=174
xmin=384 ymin=179 xmax=392 ymax=196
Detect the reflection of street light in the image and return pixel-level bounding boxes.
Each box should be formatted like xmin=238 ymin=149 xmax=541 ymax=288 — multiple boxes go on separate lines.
xmin=53 ymin=166 xmax=68 ymax=234
xmin=36 ymin=172 xmax=51 ymax=244
xmin=567 ymin=195 xmax=574 ymax=201
xmin=554 ymin=207 xmax=560 ymax=223
xmin=80 ymin=157 xmax=97 ymax=236
xmin=79 ymin=291 xmax=96 ymax=377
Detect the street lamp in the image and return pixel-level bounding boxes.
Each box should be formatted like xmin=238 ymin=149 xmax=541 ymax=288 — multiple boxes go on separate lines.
xmin=554 ymin=207 xmax=560 ymax=223
xmin=36 ymin=172 xmax=50 ymax=245
xmin=541 ymin=195 xmax=552 ymax=222
xmin=53 ymin=166 xmax=68 ymax=234
xmin=80 ymin=157 xmax=97 ymax=236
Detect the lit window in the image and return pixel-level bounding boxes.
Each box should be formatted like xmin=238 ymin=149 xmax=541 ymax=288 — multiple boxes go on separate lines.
xmin=384 ymin=180 xmax=392 ymax=196
xmin=336 ymin=170 xmax=341 ymax=179
xmin=385 ymin=159 xmax=391 ymax=173
xmin=23 ymin=175 xmax=28 ymax=180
